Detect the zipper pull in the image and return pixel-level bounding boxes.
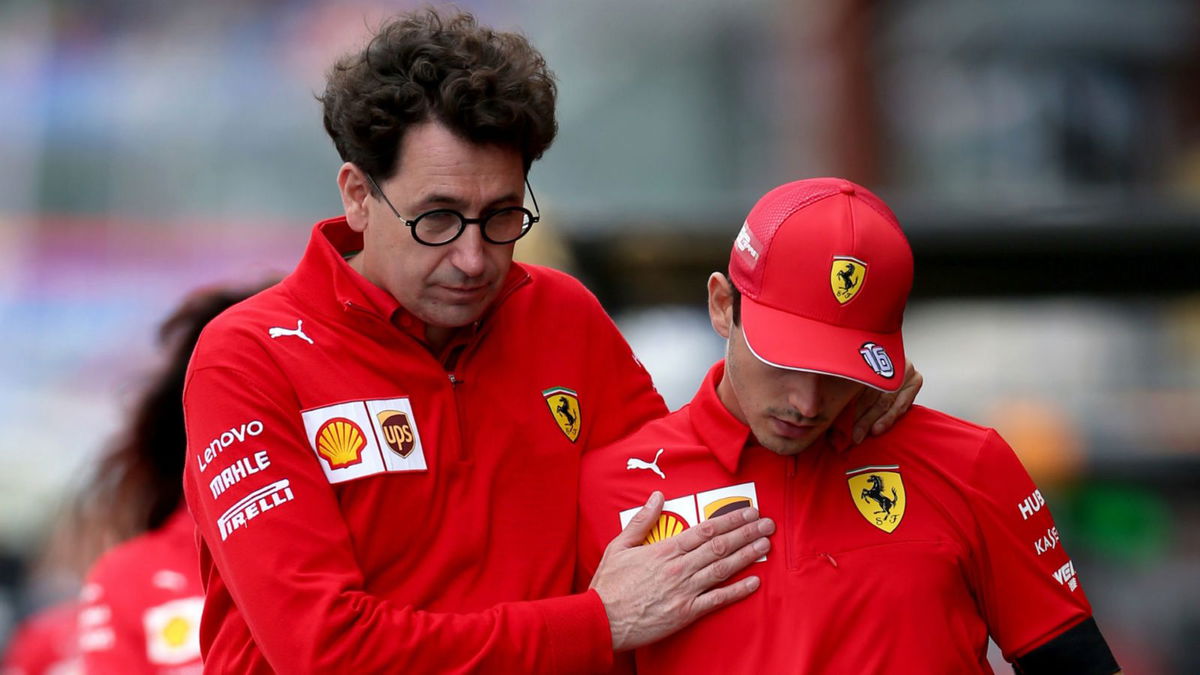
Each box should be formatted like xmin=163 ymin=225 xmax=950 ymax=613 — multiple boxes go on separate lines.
xmin=448 ymin=373 xmax=461 ymax=386
xmin=821 ymin=552 xmax=838 ymax=569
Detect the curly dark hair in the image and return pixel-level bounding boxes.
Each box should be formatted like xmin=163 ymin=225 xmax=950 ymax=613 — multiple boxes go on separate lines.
xmin=320 ymin=9 xmax=558 ymax=183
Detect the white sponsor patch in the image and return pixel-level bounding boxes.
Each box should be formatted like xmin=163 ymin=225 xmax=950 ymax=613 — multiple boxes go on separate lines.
xmin=143 ymin=597 xmax=203 ymax=665
xmin=1052 ymin=559 xmax=1078 ymax=591
xmin=301 ymin=398 xmax=427 ymax=485
xmin=619 ymin=493 xmax=699 ymax=531
xmin=618 ymin=482 xmax=764 ymax=561
xmin=197 ymin=420 xmax=264 ymax=473
xmin=217 ymin=479 xmax=295 ymax=541
xmin=209 ymin=450 xmax=272 ymax=500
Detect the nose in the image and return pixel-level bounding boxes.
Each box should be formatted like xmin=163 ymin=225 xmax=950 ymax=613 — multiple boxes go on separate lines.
xmin=785 ymin=372 xmax=823 ymax=420
xmin=448 ymin=222 xmax=487 ymax=278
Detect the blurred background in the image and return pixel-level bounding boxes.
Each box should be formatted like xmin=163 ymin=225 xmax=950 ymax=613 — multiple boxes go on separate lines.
xmin=1 ymin=0 xmax=1197 ymax=671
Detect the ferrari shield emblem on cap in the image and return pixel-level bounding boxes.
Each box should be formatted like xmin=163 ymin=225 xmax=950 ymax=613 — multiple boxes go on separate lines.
xmin=830 ymin=257 xmax=867 ymax=304
xmin=846 ymin=465 xmax=906 ymax=533
xmin=542 ymin=387 xmax=581 ymax=442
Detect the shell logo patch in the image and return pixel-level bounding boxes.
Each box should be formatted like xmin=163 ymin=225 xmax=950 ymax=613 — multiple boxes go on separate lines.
xmin=618 ymin=482 xmax=765 ymax=560
xmin=315 ymin=417 xmax=366 ymax=470
xmin=846 ymin=465 xmax=906 ymax=533
xmin=645 ymin=511 xmax=689 ymax=545
xmin=542 ymin=387 xmax=581 ymax=443
xmin=142 ymin=597 xmax=202 ymax=666
xmin=301 ymin=398 xmax=427 ymax=484
xmin=377 ymin=410 xmax=416 ymax=458
xmin=830 ymin=256 xmax=867 ymax=304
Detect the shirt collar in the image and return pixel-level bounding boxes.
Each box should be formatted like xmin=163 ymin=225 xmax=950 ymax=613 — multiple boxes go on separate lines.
xmin=687 ymin=359 xmax=857 ymax=474
xmin=687 ymin=361 xmax=754 ymax=474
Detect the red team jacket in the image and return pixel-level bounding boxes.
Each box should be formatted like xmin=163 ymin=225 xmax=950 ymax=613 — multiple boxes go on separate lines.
xmin=578 ymin=362 xmax=1098 ymax=673
xmin=78 ymin=509 xmax=204 ymax=674
xmin=182 ymin=218 xmax=666 ymax=673
xmin=1 ymin=601 xmax=80 ymax=675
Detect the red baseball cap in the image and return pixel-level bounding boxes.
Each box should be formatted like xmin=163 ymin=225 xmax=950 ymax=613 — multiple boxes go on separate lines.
xmin=729 ymin=178 xmax=912 ymax=392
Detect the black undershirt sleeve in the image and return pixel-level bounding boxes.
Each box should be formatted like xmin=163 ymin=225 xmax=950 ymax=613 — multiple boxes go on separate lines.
xmin=1013 ymin=617 xmax=1120 ymax=674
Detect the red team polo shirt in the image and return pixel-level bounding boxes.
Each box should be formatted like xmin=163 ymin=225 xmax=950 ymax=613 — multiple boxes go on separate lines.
xmin=578 ymin=362 xmax=1098 ymax=673
xmin=1 ymin=600 xmax=80 ymax=675
xmin=183 ymin=218 xmax=666 ymax=673
xmin=78 ymin=509 xmax=204 ymax=674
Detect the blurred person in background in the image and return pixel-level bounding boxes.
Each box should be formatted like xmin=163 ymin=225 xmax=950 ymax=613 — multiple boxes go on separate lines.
xmin=0 ymin=489 xmax=100 ymax=675
xmin=72 ymin=284 xmax=263 ymax=675
xmin=578 ymin=178 xmax=1120 ymax=674
xmin=0 ymin=599 xmax=80 ymax=675
xmin=180 ymin=8 xmax=922 ymax=673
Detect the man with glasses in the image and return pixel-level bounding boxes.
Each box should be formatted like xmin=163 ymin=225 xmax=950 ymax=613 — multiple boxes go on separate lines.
xmin=182 ymin=10 xmax=917 ymax=673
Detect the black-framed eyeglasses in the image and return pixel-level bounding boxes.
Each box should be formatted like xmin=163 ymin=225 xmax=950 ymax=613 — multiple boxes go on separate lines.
xmin=364 ymin=173 xmax=540 ymax=246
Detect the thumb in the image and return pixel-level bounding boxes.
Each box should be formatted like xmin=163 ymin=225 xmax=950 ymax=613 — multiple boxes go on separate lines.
xmin=612 ymin=491 xmax=663 ymax=550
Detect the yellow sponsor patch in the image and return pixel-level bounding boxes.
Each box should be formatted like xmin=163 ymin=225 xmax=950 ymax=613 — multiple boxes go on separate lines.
xmin=542 ymin=387 xmax=581 ymax=443
xmin=830 ymin=257 xmax=867 ymax=304
xmin=315 ymin=417 xmax=366 ymax=469
xmin=846 ymin=465 xmax=906 ymax=533
xmin=644 ymin=511 xmax=690 ymax=545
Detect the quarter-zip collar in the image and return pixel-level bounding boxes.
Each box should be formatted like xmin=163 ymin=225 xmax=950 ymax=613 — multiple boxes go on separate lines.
xmin=281 ymin=217 xmax=531 ymax=358
xmin=687 ymin=360 xmax=856 ymax=474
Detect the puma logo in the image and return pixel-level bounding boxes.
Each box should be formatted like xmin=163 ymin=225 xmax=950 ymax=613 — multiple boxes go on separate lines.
xmin=626 ymin=448 xmax=665 ymax=480
xmin=268 ymin=319 xmax=313 ymax=345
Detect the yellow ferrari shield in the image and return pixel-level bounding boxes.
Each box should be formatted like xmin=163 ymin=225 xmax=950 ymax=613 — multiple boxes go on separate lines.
xmin=830 ymin=257 xmax=866 ymax=304
xmin=542 ymin=387 xmax=581 ymax=443
xmin=846 ymin=465 xmax=905 ymax=533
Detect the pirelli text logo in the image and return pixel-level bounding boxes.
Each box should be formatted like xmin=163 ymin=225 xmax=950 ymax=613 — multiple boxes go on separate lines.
xmin=217 ymin=479 xmax=295 ymax=541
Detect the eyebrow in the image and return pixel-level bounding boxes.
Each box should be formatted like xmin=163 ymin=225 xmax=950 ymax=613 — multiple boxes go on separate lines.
xmin=418 ymin=191 xmax=524 ymax=212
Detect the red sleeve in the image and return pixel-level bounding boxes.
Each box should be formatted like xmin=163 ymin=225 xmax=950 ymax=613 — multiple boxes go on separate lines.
xmin=183 ymin=360 xmax=612 ymax=674
xmin=964 ymin=430 xmax=1093 ymax=661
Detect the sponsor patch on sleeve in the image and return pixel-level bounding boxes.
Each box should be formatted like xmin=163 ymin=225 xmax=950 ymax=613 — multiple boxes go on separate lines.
xmin=301 ymin=397 xmax=427 ymax=484
xmin=142 ymin=597 xmax=203 ymax=665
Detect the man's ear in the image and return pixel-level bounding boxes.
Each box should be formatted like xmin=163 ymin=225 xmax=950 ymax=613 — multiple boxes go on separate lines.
xmin=707 ymin=272 xmax=734 ymax=340
xmin=337 ymin=162 xmax=372 ymax=233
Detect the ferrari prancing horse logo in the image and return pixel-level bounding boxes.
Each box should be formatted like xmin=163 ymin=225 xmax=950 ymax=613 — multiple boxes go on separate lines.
xmin=846 ymin=465 xmax=906 ymax=533
xmin=830 ymin=257 xmax=867 ymax=304
xmin=542 ymin=387 xmax=581 ymax=443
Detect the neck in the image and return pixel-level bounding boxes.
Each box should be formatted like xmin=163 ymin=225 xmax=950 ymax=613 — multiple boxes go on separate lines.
xmin=425 ymin=325 xmax=454 ymax=353
xmin=715 ymin=362 xmax=747 ymax=426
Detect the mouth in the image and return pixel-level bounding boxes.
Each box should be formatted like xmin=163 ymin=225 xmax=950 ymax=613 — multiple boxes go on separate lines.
xmin=769 ymin=416 xmax=818 ymax=440
xmin=437 ymin=283 xmax=491 ymax=301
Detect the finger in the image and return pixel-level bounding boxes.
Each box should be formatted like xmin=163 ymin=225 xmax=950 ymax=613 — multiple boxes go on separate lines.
xmin=610 ymin=491 xmax=664 ymax=549
xmin=854 ymin=387 xmax=882 ymax=425
xmin=671 ymin=506 xmax=760 ymax=554
xmin=870 ymin=366 xmax=923 ymax=436
xmin=686 ymin=530 xmax=771 ymax=585
xmin=853 ymin=391 xmax=893 ymax=444
xmin=689 ymin=574 xmax=761 ymax=620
